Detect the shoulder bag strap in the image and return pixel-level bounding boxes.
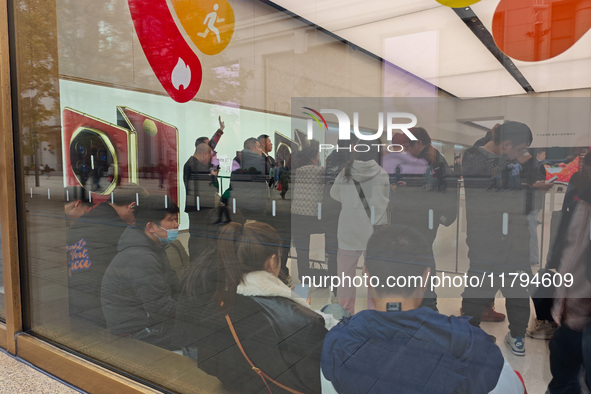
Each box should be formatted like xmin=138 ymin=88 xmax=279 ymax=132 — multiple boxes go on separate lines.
xmin=224 ymin=313 xmax=304 ymax=394
xmin=353 ymin=179 xmax=373 ymax=223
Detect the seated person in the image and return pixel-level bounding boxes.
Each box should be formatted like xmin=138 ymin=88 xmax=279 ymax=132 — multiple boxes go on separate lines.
xmin=67 ymin=185 xmax=144 ymax=327
xmin=183 ymin=222 xmax=336 ymax=393
xmin=321 ymin=225 xmax=525 ymax=394
xmin=101 ymin=195 xmax=180 ymax=350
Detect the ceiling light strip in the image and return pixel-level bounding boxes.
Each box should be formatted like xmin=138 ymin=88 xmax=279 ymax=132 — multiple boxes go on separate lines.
xmin=259 ymin=0 xmax=456 ymax=97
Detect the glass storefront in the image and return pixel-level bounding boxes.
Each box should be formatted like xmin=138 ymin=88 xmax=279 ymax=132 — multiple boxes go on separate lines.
xmin=4 ymin=0 xmax=591 ymax=392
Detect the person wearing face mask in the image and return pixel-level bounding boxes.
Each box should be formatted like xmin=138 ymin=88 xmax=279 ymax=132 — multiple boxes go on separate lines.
xmin=101 ymin=195 xmax=181 ymax=350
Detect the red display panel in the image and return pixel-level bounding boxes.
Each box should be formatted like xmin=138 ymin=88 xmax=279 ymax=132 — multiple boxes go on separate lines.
xmin=116 ymin=107 xmax=180 ymax=205
xmin=62 ymin=108 xmax=135 ymax=202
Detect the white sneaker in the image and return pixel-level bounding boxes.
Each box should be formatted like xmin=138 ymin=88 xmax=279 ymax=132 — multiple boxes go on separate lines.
xmin=505 ymin=332 xmax=525 ymax=356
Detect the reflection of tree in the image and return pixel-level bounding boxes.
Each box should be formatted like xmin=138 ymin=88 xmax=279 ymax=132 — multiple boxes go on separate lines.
xmin=57 ymin=0 xmax=133 ymax=84
xmin=204 ymin=54 xmax=254 ymax=107
xmin=15 ymin=0 xmax=60 ymax=185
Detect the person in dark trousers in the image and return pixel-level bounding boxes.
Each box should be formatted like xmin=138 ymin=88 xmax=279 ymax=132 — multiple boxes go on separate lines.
xmin=279 ymin=166 xmax=290 ymax=199
xmin=547 ymin=151 xmax=591 ymax=393
xmin=101 ymin=195 xmax=181 ymax=350
xmin=461 ymin=121 xmax=552 ymax=356
xmin=66 ymin=185 xmax=144 ymax=327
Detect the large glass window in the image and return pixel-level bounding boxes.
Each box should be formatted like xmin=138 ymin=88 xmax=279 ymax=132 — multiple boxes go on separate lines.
xmin=10 ymin=0 xmax=591 ymax=392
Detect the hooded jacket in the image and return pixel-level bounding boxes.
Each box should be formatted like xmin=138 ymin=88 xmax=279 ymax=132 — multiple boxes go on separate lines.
xmin=321 ymin=307 xmax=521 ymax=394
xmin=101 ymin=227 xmax=180 ymax=349
xmin=330 ymin=160 xmax=390 ymax=250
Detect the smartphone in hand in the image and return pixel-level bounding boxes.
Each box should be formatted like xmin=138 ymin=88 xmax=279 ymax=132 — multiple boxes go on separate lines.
xmin=293 ymin=284 xmax=311 ymax=300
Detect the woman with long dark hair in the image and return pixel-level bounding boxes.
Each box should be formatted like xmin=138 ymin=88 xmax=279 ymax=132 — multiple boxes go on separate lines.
xmin=179 ymin=222 xmax=335 ymax=393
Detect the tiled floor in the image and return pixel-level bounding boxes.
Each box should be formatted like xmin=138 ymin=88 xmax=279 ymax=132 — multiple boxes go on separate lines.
xmin=0 ymin=349 xmax=83 ymax=393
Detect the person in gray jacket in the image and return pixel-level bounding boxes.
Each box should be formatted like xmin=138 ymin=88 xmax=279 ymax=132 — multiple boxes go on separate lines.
xmin=101 ymin=195 xmax=180 ymax=350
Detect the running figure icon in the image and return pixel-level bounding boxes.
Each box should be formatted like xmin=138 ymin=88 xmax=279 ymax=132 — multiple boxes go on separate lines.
xmin=197 ymin=4 xmax=225 ymax=43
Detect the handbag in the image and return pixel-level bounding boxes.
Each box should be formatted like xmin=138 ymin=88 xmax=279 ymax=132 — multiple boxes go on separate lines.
xmin=225 ymin=313 xmax=304 ymax=394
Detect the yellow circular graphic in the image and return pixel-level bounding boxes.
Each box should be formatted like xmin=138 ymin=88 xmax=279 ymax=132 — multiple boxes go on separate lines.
xmin=172 ymin=0 xmax=235 ymax=56
xmin=435 ymin=0 xmax=481 ymax=7
xmin=143 ymin=119 xmax=158 ymax=137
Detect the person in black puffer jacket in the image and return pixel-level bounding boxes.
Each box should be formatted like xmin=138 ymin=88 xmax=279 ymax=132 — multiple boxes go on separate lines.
xmin=177 ymin=222 xmax=333 ymax=394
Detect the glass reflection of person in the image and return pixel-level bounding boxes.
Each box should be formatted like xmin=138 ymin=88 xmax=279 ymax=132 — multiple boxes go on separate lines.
xmin=390 ymin=128 xmax=457 ymax=311
xmin=461 ymin=121 xmax=550 ymax=357
xmin=547 ymin=151 xmax=591 ymax=393
xmin=291 ymin=145 xmax=324 ymax=282
xmin=330 ymin=147 xmax=390 ymax=314
xmin=188 ymin=222 xmax=334 ymax=393
xmin=101 ymin=195 xmax=180 ymax=350
xmin=184 ymin=130 xmax=219 ymax=261
xmin=67 ymin=186 xmax=144 ymax=328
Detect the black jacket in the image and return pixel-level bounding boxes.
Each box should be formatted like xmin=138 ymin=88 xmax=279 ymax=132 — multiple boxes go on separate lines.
xmin=230 ymin=150 xmax=269 ymax=216
xmin=462 ymin=146 xmax=532 ymax=271
xmin=547 ymin=179 xmax=591 ymax=272
xmin=178 ymin=294 xmax=327 ymax=393
xmin=391 ymin=148 xmax=457 ymax=250
xmin=101 ymin=227 xmax=180 ymax=349
xmin=183 ymin=156 xmax=218 ymax=212
xmin=67 ymin=202 xmax=128 ymax=327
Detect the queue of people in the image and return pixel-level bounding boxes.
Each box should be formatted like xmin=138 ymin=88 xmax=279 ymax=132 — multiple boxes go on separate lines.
xmin=62 ymin=117 xmax=591 ymax=393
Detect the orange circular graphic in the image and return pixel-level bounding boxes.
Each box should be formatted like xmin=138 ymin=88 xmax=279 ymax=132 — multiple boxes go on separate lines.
xmin=435 ymin=0 xmax=481 ymax=7
xmin=172 ymin=0 xmax=235 ymax=56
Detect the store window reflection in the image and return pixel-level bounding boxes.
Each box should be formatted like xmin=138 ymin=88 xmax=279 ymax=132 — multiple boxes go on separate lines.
xmin=9 ymin=0 xmax=591 ymax=391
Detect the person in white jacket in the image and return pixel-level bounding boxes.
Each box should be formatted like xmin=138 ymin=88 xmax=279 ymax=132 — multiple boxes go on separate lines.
xmin=330 ymin=148 xmax=390 ymax=314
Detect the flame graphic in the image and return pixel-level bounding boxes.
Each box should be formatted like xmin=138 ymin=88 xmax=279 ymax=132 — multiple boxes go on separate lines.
xmin=171 ymin=58 xmax=191 ymax=90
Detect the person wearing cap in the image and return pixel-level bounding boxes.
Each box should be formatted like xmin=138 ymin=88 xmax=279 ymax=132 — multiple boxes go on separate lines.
xmin=320 ymin=226 xmax=525 ymax=394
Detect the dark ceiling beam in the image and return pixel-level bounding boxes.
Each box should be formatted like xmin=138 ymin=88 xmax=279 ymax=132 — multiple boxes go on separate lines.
xmin=453 ymin=7 xmax=535 ymax=93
